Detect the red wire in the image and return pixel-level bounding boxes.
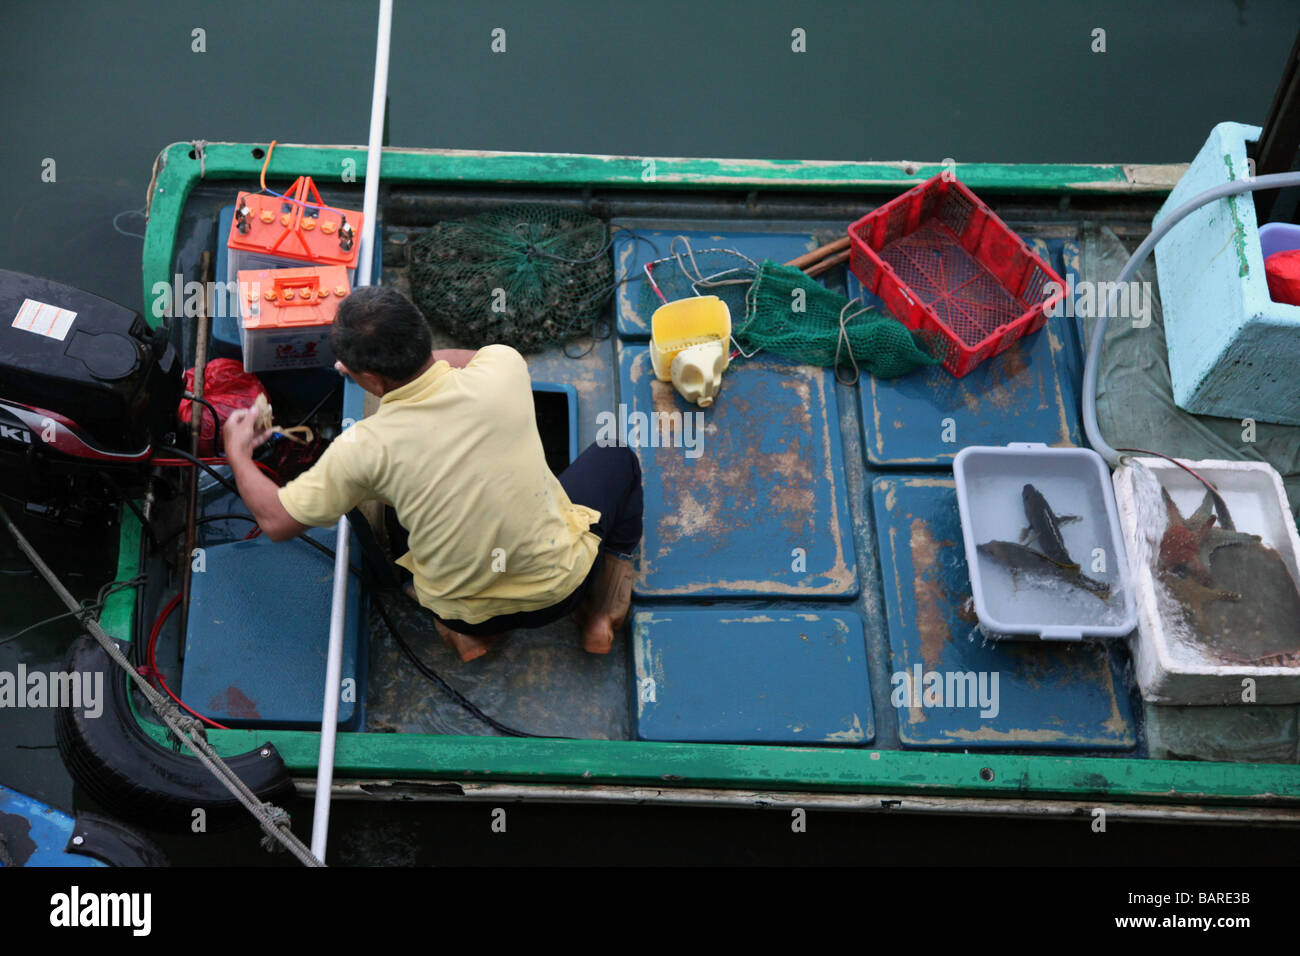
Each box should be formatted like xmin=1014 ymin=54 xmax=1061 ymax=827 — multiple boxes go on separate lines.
xmin=644 ymin=261 xmax=668 ymax=304
xmin=145 ymin=593 xmax=230 ymax=731
xmin=150 ymin=456 xmax=280 ymax=482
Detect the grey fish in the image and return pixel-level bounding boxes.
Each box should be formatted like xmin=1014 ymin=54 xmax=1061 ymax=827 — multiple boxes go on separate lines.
xmin=1020 ymin=483 xmax=1079 ymax=569
xmin=977 ymin=539 xmax=1110 ymax=602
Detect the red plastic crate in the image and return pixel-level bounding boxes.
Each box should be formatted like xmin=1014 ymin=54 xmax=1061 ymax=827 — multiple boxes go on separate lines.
xmin=848 ymin=175 xmax=1064 ymax=377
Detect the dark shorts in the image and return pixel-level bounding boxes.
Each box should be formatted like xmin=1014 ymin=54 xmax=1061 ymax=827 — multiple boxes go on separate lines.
xmin=394 ymin=442 xmax=643 ymax=637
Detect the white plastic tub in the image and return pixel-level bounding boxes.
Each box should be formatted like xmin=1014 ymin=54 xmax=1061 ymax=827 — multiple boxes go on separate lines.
xmin=954 ymin=443 xmax=1136 ymax=641
xmin=1113 ymin=457 xmax=1300 ymax=704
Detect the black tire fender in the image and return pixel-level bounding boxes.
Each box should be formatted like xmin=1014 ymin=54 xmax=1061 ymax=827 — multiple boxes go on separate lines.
xmin=55 ymin=634 xmax=296 ymax=832
xmin=66 ymin=812 xmax=170 ymax=867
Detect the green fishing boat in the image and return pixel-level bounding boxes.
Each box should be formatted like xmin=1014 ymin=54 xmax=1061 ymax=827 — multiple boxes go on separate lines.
xmin=23 ymin=138 xmax=1293 ymax=840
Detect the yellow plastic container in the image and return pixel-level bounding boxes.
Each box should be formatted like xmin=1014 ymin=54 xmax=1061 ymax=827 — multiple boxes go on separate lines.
xmin=649 ymin=295 xmax=731 ymax=406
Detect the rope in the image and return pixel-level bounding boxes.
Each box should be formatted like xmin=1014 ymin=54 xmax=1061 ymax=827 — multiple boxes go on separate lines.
xmin=0 ymin=575 xmax=144 ymax=647
xmin=111 ymin=209 xmax=147 ymax=240
xmin=0 ymin=503 xmax=323 ymax=867
xmin=833 ymin=298 xmax=873 ymax=386
xmin=668 ymin=235 xmax=759 ymax=292
xmin=191 ymin=139 xmax=207 ymax=179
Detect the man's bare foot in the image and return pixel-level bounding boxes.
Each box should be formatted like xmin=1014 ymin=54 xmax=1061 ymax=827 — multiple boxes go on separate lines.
xmin=571 ymin=602 xmax=614 ymax=655
xmin=574 ymin=553 xmax=635 ymax=654
xmin=434 ymin=620 xmax=505 ymax=663
xmin=404 ymin=582 xmax=503 ymax=662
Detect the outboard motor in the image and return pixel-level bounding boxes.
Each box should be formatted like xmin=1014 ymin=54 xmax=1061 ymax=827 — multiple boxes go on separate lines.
xmin=0 ymin=269 xmax=182 ymax=525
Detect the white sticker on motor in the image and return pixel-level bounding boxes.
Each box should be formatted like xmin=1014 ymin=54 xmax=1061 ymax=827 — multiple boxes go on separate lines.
xmin=12 ymin=298 xmax=76 ymax=340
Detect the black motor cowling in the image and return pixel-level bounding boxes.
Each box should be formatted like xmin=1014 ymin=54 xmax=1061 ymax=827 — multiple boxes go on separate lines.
xmin=0 ymin=269 xmax=182 ymax=521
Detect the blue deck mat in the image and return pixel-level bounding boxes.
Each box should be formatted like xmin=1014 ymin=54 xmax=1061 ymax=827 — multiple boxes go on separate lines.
xmin=632 ymin=608 xmax=873 ymax=745
xmin=181 ymin=526 xmax=367 ymax=730
xmin=611 ymin=226 xmax=820 ymax=339
xmin=850 ymin=238 xmax=1085 ymax=467
xmin=870 ymin=474 xmax=1136 ymax=751
xmin=617 ymin=344 xmax=858 ymax=599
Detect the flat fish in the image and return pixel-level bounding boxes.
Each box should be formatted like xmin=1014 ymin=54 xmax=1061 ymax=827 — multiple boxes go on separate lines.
xmin=1201 ymin=539 xmax=1300 ymax=665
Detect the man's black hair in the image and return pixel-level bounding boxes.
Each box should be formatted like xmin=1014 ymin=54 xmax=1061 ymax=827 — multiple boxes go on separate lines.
xmin=330 ymin=286 xmax=434 ymax=381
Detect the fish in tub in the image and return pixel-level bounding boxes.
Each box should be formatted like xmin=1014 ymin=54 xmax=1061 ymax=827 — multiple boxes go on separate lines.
xmin=977 ymin=484 xmax=1111 ymax=604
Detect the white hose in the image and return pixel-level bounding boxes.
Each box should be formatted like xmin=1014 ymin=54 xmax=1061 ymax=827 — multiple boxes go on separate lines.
xmin=1082 ymin=170 xmax=1300 ymax=467
xmin=311 ymin=0 xmax=393 ymax=866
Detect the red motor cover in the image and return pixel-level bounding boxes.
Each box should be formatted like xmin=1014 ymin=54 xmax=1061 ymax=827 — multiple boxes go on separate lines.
xmin=1265 ymin=249 xmax=1300 ymax=306
xmin=178 ymin=358 xmax=267 ymax=456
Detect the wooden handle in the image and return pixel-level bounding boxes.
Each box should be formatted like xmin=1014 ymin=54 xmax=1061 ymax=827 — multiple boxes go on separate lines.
xmin=804 ymin=248 xmax=851 ymax=278
xmin=785 ymin=236 xmax=851 ymax=270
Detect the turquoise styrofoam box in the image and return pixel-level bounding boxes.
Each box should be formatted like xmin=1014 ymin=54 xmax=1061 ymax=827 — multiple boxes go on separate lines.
xmin=1153 ymin=122 xmax=1300 ymax=425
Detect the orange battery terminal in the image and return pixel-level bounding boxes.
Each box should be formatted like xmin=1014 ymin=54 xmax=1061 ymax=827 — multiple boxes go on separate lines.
xmin=227 ymin=176 xmax=364 ymax=271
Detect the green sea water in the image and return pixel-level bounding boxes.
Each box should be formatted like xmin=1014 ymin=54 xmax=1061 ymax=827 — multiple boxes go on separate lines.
xmin=1 ymin=0 xmax=1298 ymax=864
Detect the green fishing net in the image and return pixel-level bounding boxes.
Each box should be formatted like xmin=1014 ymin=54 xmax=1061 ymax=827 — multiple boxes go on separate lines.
xmin=738 ymin=260 xmax=941 ymax=381
xmin=408 ymin=205 xmax=613 ymax=352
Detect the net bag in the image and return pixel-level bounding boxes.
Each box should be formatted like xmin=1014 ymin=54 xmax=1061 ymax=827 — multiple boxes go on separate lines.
xmin=408 ymin=205 xmax=613 ymax=352
xmin=738 ymin=260 xmax=940 ymax=382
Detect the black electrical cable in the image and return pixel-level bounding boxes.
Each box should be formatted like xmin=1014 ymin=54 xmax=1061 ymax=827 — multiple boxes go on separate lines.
xmin=370 ymin=590 xmax=567 ymax=739
xmin=293 ymin=381 xmax=342 ymax=429
xmin=156 ymin=447 xmax=361 ymax=571
xmin=313 ymin=508 xmax=566 ymax=740
xmin=156 ymin=445 xmax=240 ymax=497
xmin=183 ymin=392 xmax=222 ymax=449
xmin=166 ymin=513 xmax=259 ymax=542
xmin=95 ymin=470 xmax=160 ymax=546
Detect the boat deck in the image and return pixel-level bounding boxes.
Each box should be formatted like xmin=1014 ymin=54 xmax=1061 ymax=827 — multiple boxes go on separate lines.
xmin=142 ymin=175 xmax=1300 ymax=774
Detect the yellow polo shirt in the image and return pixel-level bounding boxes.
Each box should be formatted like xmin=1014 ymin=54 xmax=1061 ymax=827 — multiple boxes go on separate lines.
xmin=277 ymin=344 xmax=601 ymax=624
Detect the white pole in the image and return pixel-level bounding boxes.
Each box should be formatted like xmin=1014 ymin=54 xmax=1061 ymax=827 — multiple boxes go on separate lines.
xmin=311 ymin=0 xmax=393 ymax=864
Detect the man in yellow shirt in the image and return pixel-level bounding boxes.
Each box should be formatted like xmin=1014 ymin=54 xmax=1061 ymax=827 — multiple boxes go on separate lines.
xmin=222 ymin=286 xmax=642 ymax=661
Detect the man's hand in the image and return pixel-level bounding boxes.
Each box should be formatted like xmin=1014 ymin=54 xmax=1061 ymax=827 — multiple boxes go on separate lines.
xmin=223 ymin=407 xmax=274 ymax=462
xmin=223 ymin=407 xmax=310 ymax=543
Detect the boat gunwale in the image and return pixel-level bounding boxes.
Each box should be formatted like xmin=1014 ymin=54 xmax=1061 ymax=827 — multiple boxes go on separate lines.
xmin=109 ymin=141 xmax=1300 ymax=815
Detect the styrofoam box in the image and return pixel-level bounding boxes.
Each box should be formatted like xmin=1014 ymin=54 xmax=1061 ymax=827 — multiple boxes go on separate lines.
xmin=954 ymin=443 xmax=1137 ymax=641
xmin=1113 ymin=457 xmax=1300 ymax=704
xmin=1153 ymin=121 xmax=1300 ymax=425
